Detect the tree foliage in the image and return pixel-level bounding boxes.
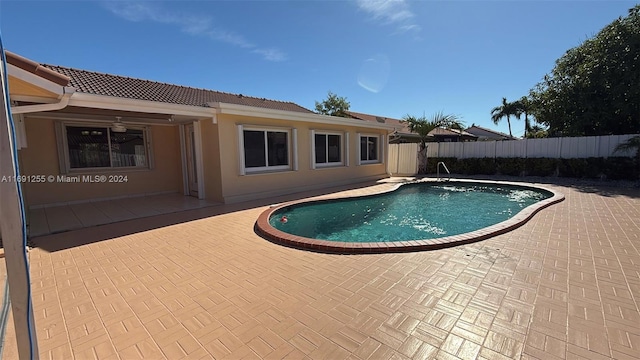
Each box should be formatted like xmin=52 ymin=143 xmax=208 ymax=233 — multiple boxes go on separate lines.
xmin=402 ymin=112 xmax=464 ymax=174
xmin=527 ymin=124 xmax=548 ymax=139
xmin=314 ymin=91 xmax=350 ymax=117
xmin=528 ymin=5 xmax=640 ymax=136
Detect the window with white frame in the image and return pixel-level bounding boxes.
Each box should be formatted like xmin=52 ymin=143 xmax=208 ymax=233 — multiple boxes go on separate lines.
xmin=63 ymin=124 xmax=149 ymax=170
xmin=359 ymin=134 xmax=380 ymax=164
xmin=313 ymin=131 xmax=343 ymax=167
xmin=240 ymin=127 xmax=291 ymax=173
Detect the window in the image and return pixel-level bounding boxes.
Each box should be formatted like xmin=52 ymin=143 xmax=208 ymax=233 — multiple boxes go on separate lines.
xmin=359 ymin=134 xmax=380 ymax=164
xmin=241 ymin=127 xmax=291 ymax=173
xmin=64 ymin=125 xmax=148 ymax=170
xmin=313 ymin=132 xmax=343 ymax=167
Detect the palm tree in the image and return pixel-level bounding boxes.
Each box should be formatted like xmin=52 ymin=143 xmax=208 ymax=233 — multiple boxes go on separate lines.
xmin=614 ymin=136 xmax=640 ymax=178
xmin=515 ymin=96 xmax=532 ymax=137
xmin=614 ymin=136 xmax=640 ymax=157
xmin=491 ymin=97 xmax=520 ymax=138
xmin=402 ymin=112 xmax=463 ymax=174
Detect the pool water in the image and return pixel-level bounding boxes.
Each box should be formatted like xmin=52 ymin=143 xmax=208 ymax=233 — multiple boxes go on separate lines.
xmin=270 ymin=182 xmax=552 ymax=243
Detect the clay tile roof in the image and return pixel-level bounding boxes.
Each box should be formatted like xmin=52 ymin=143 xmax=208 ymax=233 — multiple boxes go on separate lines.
xmin=428 ymin=127 xmax=477 ymax=137
xmin=346 ymin=111 xmax=412 ymax=134
xmin=41 ymin=64 xmax=314 ymax=113
xmin=5 ymin=51 xmax=70 ymax=86
xmin=465 ymin=125 xmax=517 ymax=139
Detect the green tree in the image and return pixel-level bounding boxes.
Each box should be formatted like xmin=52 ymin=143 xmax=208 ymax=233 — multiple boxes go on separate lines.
xmin=529 ymin=5 xmax=640 ymax=136
xmin=491 ymin=97 xmax=520 ymax=138
xmin=314 ymin=91 xmax=350 ymax=117
xmin=402 ymin=112 xmax=463 ymax=174
xmin=527 ymin=124 xmax=548 ymax=139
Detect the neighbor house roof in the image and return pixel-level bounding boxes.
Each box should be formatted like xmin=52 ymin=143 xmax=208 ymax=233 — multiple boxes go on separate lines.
xmin=346 ymin=111 xmax=414 ymax=135
xmin=465 ymin=125 xmax=517 ymax=140
xmin=41 ymin=64 xmax=314 ymax=114
xmin=428 ymin=127 xmax=477 ymax=138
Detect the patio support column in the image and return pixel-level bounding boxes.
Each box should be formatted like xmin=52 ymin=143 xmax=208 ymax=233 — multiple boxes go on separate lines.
xmin=179 ymin=124 xmax=189 ymax=196
xmin=0 ymin=63 xmax=39 ymax=359
xmin=193 ymin=120 xmax=205 ymax=200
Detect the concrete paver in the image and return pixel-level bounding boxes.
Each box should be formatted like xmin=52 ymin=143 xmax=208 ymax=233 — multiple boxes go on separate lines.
xmin=3 ymin=179 xmax=639 ymax=359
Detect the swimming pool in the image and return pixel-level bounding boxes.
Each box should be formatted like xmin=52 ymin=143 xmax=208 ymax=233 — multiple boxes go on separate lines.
xmin=255 ymin=180 xmax=564 ymax=253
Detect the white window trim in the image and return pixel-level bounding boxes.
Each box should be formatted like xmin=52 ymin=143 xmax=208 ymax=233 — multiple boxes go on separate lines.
xmin=311 ymin=130 xmax=345 ymax=169
xmin=357 ymin=133 xmax=383 ymax=165
xmin=56 ymin=121 xmax=153 ymax=174
xmin=292 ymin=128 xmax=298 ymax=171
xmin=237 ymin=124 xmax=295 ymax=175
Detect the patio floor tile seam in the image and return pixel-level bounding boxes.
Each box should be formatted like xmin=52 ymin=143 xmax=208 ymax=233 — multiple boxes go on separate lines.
xmin=110 ymin=219 xmax=360 ymax=360
xmin=576 ymin=192 xmax=628 ymax=359
xmin=63 ymin=247 xmax=124 ymax=359
xmin=591 ymin=194 xmax=640 ymax=358
xmin=522 ymin=186 xmax=571 ymax=359
xmin=595 ymin=195 xmax=640 ymax=311
xmin=569 ymin=192 xmax=613 ymax=359
xmin=125 ymin=283 xmax=226 ymax=359
xmin=29 ymin=250 xmax=76 ymax=357
xmin=80 ymin=239 xmax=179 ymax=359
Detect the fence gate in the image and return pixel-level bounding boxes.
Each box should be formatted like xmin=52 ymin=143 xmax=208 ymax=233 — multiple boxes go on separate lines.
xmin=388 ymin=143 xmax=418 ymax=175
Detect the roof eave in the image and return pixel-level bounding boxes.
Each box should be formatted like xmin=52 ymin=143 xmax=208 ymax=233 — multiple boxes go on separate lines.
xmin=7 ymin=63 xmax=67 ymax=97
xmin=68 ymin=92 xmax=216 ymax=118
xmin=212 ymin=102 xmax=396 ymax=130
xmin=5 ymin=51 xmax=70 ymax=86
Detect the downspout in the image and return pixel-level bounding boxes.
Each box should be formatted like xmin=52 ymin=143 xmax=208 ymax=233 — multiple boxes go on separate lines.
xmin=10 ymin=86 xmax=75 ymax=114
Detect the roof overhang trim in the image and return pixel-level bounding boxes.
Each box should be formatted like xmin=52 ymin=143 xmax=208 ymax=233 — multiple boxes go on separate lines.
xmin=211 ymin=102 xmax=396 ymax=130
xmin=8 ymin=64 xmax=66 ymax=97
xmin=68 ymin=92 xmax=216 ymax=118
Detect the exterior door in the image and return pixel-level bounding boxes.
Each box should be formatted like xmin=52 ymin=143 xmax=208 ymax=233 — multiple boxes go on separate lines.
xmin=185 ymin=124 xmax=198 ymax=196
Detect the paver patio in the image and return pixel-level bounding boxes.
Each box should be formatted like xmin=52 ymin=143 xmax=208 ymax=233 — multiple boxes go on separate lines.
xmin=5 ymin=178 xmax=640 ymax=359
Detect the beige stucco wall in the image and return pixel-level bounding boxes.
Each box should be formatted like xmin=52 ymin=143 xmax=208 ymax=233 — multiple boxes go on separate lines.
xmin=214 ymin=114 xmax=390 ymax=204
xmin=19 ymin=116 xmax=183 ymax=207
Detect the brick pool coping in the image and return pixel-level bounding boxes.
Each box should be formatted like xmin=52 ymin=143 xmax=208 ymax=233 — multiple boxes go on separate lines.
xmin=255 ymin=179 xmax=565 ymax=254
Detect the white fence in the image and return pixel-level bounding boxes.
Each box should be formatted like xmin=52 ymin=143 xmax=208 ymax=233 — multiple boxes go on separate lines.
xmin=388 ymin=142 xmax=418 ymax=175
xmin=388 ymin=134 xmax=638 ymax=175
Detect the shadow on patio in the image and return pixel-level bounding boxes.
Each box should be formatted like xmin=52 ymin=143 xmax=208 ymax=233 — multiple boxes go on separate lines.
xmin=29 ymin=180 xmax=386 ymax=253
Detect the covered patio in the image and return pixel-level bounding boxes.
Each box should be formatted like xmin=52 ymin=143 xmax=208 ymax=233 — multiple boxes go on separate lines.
xmin=27 ymin=193 xmax=218 ymax=237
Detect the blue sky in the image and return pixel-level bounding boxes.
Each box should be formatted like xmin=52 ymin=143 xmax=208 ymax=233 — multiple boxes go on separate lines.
xmin=1 ymin=1 xmax=637 ymax=137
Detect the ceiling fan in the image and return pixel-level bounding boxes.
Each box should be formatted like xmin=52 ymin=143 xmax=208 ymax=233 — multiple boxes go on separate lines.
xmin=111 ymin=116 xmax=127 ymax=133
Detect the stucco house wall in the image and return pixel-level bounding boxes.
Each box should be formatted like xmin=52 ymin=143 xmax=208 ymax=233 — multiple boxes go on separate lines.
xmin=19 ymin=116 xmax=183 ymax=207
xmin=7 ymin=50 xmax=395 ymax=208
xmin=214 ymin=114 xmax=389 ymax=204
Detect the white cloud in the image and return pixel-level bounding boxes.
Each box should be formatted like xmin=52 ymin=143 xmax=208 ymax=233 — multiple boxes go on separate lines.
xmin=253 ymin=48 xmax=287 ymax=62
xmin=208 ymin=30 xmax=255 ymax=49
xmin=355 ymin=0 xmax=420 ymax=34
xmin=103 ymin=2 xmax=286 ymax=62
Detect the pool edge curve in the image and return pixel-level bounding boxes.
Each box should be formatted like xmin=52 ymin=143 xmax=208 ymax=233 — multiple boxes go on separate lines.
xmin=255 ymin=179 xmax=565 ymax=254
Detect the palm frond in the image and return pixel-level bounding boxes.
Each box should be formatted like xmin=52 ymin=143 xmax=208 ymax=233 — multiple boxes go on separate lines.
xmin=614 ymin=136 xmax=640 ymax=155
